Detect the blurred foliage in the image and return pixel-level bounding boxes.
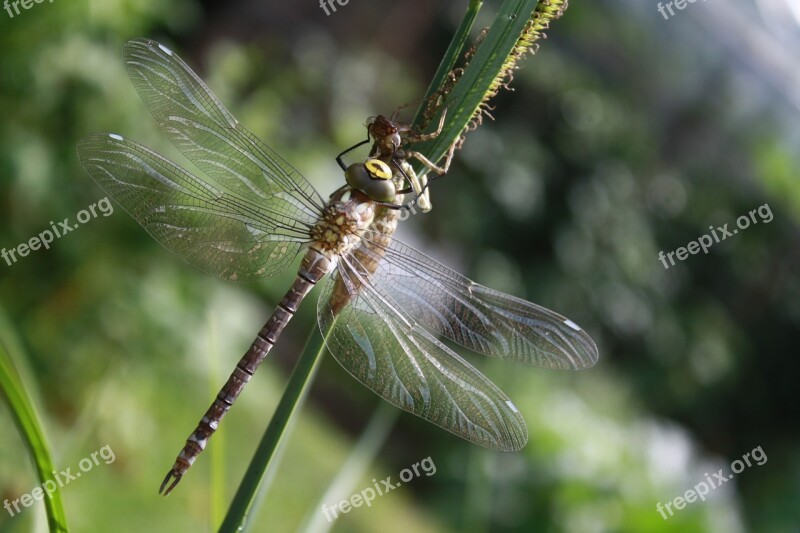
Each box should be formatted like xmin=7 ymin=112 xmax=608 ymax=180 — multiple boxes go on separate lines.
xmin=1 ymin=1 xmax=799 ymax=532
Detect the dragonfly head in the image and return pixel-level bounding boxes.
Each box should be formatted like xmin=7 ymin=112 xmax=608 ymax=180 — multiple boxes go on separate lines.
xmin=344 ymin=158 xmax=396 ymax=203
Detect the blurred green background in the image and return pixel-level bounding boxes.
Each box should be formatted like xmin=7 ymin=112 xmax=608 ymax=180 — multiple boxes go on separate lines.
xmin=1 ymin=0 xmax=799 ymax=531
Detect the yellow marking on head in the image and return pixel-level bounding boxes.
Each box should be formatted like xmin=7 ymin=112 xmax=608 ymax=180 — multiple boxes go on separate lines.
xmin=365 ymin=159 xmax=392 ymax=180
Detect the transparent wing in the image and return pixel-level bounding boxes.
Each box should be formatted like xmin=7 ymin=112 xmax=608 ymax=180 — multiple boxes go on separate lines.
xmin=353 ymin=232 xmax=599 ymax=370
xmin=123 ymin=38 xmax=325 ymax=221
xmin=318 ymin=253 xmax=528 ymax=451
xmin=77 ymin=133 xmax=313 ymax=281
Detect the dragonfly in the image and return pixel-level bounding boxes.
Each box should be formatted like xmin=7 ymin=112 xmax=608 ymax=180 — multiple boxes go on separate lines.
xmin=76 ymin=38 xmax=599 ymax=496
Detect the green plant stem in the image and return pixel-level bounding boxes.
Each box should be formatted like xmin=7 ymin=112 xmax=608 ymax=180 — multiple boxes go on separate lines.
xmin=218 ymin=327 xmax=327 ymax=533
xmin=0 ymin=308 xmax=68 ymax=532
xmin=411 ymin=0 xmax=484 ymax=129
xmin=411 ymin=0 xmax=542 ymax=174
xmin=300 ymin=402 xmax=398 ymax=533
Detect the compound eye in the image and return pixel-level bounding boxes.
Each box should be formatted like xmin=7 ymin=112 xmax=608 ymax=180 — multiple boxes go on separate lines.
xmin=343 ymin=162 xmax=396 ymax=202
xmin=365 ymin=159 xmax=392 ymax=181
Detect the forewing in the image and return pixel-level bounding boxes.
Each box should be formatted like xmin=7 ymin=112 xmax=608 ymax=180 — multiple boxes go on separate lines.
xmin=318 ymin=254 xmax=528 ymax=451
xmin=123 ymin=38 xmax=324 ymax=221
xmin=77 ymin=133 xmax=311 ymax=281
xmin=356 ymin=233 xmax=599 ymax=370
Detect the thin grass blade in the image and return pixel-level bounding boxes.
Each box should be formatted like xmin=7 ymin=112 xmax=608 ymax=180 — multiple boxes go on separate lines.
xmin=300 ymin=402 xmax=398 ymax=533
xmin=0 ymin=308 xmax=69 ymax=532
xmin=218 ymin=328 xmax=327 ymax=533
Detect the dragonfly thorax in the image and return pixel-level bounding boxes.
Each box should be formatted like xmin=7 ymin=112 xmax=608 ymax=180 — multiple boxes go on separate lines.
xmin=309 ymin=188 xmax=376 ymax=256
xmin=344 ymin=158 xmax=396 ymax=203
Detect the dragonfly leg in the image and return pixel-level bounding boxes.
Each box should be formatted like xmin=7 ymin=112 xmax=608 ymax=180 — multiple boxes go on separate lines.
xmin=410 ymin=144 xmax=453 ymax=175
xmin=388 ymin=157 xmax=432 ymax=212
xmin=390 ymin=95 xmax=429 ymax=121
xmin=328 ymin=183 xmax=349 ymax=199
xmin=407 ymin=139 xmax=456 ymax=177
xmin=336 ymin=138 xmax=370 ymax=170
xmin=375 ymin=200 xmax=413 ymax=211
xmin=404 ymin=108 xmax=448 ymax=144
xmin=389 ymin=159 xmax=421 ymax=196
xmin=412 ymin=143 xmax=457 ymax=202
